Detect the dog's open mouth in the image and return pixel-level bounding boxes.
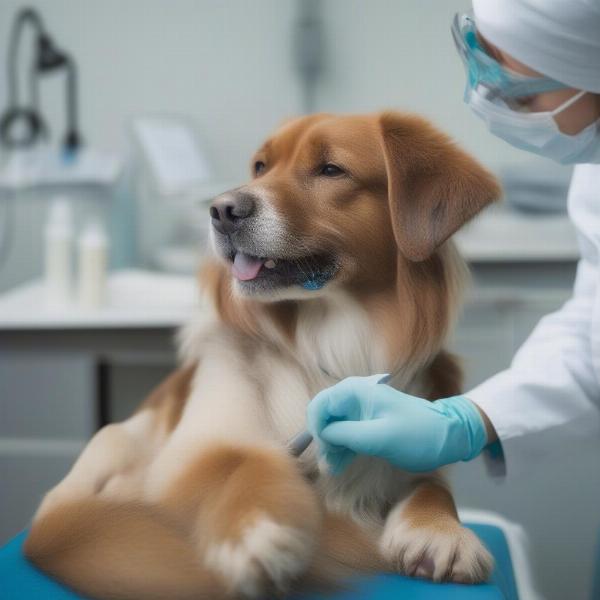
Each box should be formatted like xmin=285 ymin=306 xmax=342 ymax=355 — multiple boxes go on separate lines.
xmin=229 ymin=251 xmax=338 ymax=290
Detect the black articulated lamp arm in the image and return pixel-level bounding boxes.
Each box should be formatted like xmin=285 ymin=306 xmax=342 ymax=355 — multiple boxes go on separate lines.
xmin=64 ymin=56 xmax=82 ymax=154
xmin=0 ymin=6 xmax=83 ymax=153
xmin=1 ymin=8 xmax=47 ymax=148
xmin=6 ymin=8 xmax=45 ymax=107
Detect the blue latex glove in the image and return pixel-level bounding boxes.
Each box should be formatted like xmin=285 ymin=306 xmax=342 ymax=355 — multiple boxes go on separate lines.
xmin=307 ymin=374 xmax=488 ymax=474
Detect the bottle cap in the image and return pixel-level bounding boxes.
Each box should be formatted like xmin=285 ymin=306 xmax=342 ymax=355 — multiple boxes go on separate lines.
xmin=47 ymin=197 xmax=73 ymax=233
xmin=79 ymin=221 xmax=107 ymax=247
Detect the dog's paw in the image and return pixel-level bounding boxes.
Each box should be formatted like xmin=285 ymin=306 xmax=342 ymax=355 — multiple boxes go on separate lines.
xmin=204 ymin=513 xmax=316 ymax=598
xmin=379 ymin=516 xmax=493 ymax=583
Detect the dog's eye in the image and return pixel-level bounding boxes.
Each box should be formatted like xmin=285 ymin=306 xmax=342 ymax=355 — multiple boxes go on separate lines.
xmin=320 ymin=163 xmax=345 ymax=177
xmin=254 ymin=161 xmax=266 ymax=176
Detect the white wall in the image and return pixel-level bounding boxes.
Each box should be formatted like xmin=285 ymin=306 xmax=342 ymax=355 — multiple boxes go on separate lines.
xmin=314 ymin=0 xmax=557 ymax=172
xmin=0 ymin=0 xmax=556 ymax=179
xmin=0 ymin=0 xmax=302 ymax=181
xmin=0 ymin=0 xmax=303 ymax=289
xmin=1 ymin=0 xmax=564 ymax=293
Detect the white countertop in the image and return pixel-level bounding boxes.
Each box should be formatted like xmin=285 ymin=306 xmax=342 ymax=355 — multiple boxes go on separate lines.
xmin=454 ymin=203 xmax=579 ymax=262
xmin=0 ymin=270 xmax=200 ymax=330
xmin=0 ymin=266 xmax=573 ymax=332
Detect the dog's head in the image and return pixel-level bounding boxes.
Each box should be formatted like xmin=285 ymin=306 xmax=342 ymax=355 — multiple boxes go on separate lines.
xmin=209 ymin=112 xmax=500 ymax=301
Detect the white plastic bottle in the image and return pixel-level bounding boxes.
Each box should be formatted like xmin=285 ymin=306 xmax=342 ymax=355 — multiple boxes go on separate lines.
xmin=44 ymin=197 xmax=73 ymax=306
xmin=77 ymin=221 xmax=108 ymax=309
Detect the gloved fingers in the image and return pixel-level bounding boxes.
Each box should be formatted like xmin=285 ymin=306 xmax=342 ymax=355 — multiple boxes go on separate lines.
xmin=319 ymin=418 xmax=387 ymax=457
xmin=324 ymin=373 xmax=389 ymax=420
xmin=326 ymin=386 xmax=363 ymax=421
xmin=306 ymin=374 xmax=389 ymax=442
xmin=307 ymin=376 xmax=367 ymax=438
xmin=306 ymin=386 xmax=335 ymax=440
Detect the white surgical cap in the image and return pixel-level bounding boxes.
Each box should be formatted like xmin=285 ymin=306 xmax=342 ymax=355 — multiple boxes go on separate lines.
xmin=472 ymin=0 xmax=600 ymax=93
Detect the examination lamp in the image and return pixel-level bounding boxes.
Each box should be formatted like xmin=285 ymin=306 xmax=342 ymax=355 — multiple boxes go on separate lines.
xmin=0 ymin=7 xmax=83 ymax=156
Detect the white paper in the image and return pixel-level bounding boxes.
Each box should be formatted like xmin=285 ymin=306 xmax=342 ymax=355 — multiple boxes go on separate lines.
xmin=133 ymin=117 xmax=212 ymax=196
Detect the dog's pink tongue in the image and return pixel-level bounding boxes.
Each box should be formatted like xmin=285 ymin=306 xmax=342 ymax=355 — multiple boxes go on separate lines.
xmin=232 ymin=253 xmax=264 ymax=281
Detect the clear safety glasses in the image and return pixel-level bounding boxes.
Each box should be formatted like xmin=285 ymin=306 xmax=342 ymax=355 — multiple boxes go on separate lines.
xmin=451 ymin=12 xmax=570 ymax=102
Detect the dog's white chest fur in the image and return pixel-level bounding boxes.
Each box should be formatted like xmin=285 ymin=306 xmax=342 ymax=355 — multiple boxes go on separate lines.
xmin=171 ymin=290 xmax=414 ymax=523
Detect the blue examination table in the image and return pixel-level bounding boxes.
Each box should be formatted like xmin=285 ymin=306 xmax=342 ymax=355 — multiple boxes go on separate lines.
xmin=0 ymin=523 xmax=518 ymax=600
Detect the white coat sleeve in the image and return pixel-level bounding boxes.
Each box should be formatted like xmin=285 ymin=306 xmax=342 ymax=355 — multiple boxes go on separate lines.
xmin=468 ymin=164 xmax=600 ymax=476
xmin=468 ymin=256 xmax=600 ymax=476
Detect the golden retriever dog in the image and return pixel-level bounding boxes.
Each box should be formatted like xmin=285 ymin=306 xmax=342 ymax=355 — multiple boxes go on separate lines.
xmin=25 ymin=111 xmax=500 ymax=600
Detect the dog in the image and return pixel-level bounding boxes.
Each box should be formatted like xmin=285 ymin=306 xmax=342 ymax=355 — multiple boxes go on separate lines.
xmin=25 ymin=111 xmax=500 ymax=600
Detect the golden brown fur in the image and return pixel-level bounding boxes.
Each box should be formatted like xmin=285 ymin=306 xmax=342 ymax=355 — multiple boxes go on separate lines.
xmin=25 ymin=111 xmax=500 ymax=599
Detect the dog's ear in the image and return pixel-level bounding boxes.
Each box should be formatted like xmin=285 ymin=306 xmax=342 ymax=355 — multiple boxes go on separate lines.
xmin=379 ymin=112 xmax=501 ymax=261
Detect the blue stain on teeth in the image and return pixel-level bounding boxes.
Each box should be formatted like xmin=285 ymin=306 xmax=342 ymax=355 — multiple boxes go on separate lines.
xmin=301 ymin=269 xmax=334 ymax=290
xmin=302 ymin=278 xmax=325 ymax=290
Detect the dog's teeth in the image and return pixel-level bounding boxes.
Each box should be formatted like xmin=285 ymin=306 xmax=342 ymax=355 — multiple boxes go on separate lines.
xmin=264 ymin=259 xmax=277 ymax=269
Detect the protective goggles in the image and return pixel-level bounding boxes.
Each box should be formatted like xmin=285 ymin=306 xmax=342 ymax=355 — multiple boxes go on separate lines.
xmin=451 ymin=12 xmax=570 ymax=100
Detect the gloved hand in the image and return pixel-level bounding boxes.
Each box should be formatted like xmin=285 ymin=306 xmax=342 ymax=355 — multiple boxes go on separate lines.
xmin=307 ymin=374 xmax=488 ymax=474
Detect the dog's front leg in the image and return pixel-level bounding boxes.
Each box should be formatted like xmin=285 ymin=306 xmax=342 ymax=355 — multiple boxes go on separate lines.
xmin=379 ymin=477 xmax=493 ymax=583
xmin=148 ymin=354 xmax=321 ymax=599
xmin=159 ymin=443 xmax=321 ymax=598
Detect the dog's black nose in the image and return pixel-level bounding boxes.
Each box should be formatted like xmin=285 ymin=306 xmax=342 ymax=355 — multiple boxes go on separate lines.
xmin=210 ymin=193 xmax=255 ymax=235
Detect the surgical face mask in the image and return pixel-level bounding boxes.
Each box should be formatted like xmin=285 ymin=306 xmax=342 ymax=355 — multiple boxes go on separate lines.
xmin=466 ymin=86 xmax=600 ymax=165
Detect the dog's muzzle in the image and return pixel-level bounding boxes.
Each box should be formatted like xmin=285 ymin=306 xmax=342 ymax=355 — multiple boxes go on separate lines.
xmin=209 ymin=191 xmax=338 ymax=293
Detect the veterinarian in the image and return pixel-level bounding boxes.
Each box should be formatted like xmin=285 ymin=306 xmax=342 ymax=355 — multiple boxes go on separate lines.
xmin=308 ymin=0 xmax=600 ymax=475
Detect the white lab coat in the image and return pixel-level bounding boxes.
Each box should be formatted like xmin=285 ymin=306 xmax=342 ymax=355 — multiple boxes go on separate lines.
xmin=469 ymin=164 xmax=600 ymax=475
